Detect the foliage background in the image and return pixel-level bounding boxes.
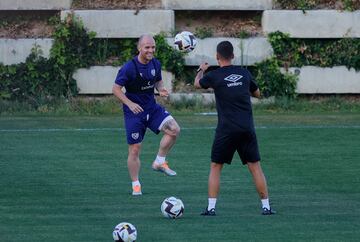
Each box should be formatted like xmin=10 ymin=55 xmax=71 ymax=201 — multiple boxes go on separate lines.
xmin=1 ymin=9 xmax=360 ymax=110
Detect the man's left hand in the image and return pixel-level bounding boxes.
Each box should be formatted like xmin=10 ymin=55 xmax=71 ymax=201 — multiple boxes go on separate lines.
xmin=158 ymin=88 xmax=169 ymax=97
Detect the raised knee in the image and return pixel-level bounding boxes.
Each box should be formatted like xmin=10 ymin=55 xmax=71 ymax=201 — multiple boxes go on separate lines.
xmin=167 ymin=123 xmax=180 ymax=137
xmin=173 ymin=125 xmax=180 ymax=137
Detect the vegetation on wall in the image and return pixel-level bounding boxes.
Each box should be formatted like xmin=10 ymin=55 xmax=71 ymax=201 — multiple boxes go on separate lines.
xmin=0 ymin=15 xmax=186 ymax=105
xmin=1 ymin=12 xmax=359 ymax=109
xmin=0 ymin=51 xmax=56 ymax=102
xmin=275 ymin=0 xmax=360 ymax=11
xmin=253 ymin=30 xmax=359 ymax=98
xmin=254 ymin=58 xmax=298 ymax=98
xmin=154 ymin=34 xmax=186 ymax=78
xmin=0 ymin=15 xmax=95 ymax=103
xmin=194 ymin=27 xmax=214 ymax=39
xmin=268 ymin=31 xmax=360 ymax=71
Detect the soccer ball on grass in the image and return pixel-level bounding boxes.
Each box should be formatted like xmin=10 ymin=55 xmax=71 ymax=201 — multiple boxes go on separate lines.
xmin=160 ymin=196 xmax=184 ymax=218
xmin=112 ymin=222 xmax=137 ymax=242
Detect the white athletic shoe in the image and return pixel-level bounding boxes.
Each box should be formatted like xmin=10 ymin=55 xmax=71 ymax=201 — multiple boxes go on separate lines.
xmin=132 ymin=185 xmax=142 ymax=196
xmin=152 ymin=161 xmax=177 ymax=176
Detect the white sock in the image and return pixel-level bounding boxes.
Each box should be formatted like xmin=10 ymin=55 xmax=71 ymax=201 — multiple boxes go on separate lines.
xmin=261 ymin=198 xmax=270 ymax=210
xmin=155 ymin=155 xmax=166 ymax=165
xmin=132 ymin=180 xmax=140 ymax=188
xmin=207 ymin=198 xmax=217 ymax=210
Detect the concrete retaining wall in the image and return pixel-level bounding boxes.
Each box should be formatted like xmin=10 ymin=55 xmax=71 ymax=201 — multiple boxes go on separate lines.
xmin=0 ymin=0 xmax=72 ymax=10
xmin=73 ymin=66 xmax=173 ymax=94
xmin=170 ymin=93 xmax=273 ymax=105
xmin=285 ymin=66 xmax=360 ymax=93
xmin=61 ymin=10 xmax=174 ymax=38
xmin=262 ymin=10 xmax=360 ymax=38
xmin=167 ymin=37 xmax=273 ymax=66
xmin=162 ymin=0 xmax=273 ymax=10
xmin=0 ymin=38 xmax=53 ymax=65
xmin=0 ymin=37 xmax=272 ymax=67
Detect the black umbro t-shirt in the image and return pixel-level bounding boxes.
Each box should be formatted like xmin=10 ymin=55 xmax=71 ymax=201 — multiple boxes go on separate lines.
xmin=199 ymin=65 xmax=258 ymax=133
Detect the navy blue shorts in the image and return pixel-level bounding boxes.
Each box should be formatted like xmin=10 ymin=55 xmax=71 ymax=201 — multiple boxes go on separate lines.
xmin=211 ymin=131 xmax=261 ymax=165
xmin=124 ymin=104 xmax=172 ymax=144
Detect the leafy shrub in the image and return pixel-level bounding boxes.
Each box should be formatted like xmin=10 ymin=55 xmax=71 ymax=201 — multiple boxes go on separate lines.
xmin=275 ymin=0 xmax=359 ymax=10
xmin=0 ymin=50 xmax=58 ymax=104
xmin=268 ymin=31 xmax=360 ymax=71
xmin=254 ymin=58 xmax=298 ymax=98
xmin=154 ymin=34 xmax=186 ymax=78
xmin=0 ymin=14 xmax=96 ymax=103
xmin=0 ymin=15 xmax=186 ymax=105
xmin=194 ymin=27 xmax=213 ymax=39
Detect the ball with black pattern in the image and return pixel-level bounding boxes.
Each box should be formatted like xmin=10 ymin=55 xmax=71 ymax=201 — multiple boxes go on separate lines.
xmin=174 ymin=31 xmax=197 ymax=53
xmin=161 ymin=196 xmax=185 ymax=219
xmin=112 ymin=222 xmax=137 ymax=242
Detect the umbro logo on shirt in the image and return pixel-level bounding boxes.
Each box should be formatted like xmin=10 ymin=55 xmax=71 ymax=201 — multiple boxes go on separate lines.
xmin=224 ymin=74 xmax=243 ymax=87
xmin=224 ymin=74 xmax=243 ymax=82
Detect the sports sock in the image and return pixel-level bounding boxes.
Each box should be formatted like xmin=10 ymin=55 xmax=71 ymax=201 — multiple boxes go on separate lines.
xmin=132 ymin=180 xmax=141 ymax=188
xmin=207 ymin=198 xmax=217 ymax=211
xmin=154 ymin=155 xmax=166 ymax=165
xmin=261 ymin=198 xmax=270 ymax=210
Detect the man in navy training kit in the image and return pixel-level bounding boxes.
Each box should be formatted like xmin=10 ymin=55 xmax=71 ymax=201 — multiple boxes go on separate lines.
xmin=113 ymin=34 xmax=180 ymax=195
xmin=194 ymin=41 xmax=275 ymax=215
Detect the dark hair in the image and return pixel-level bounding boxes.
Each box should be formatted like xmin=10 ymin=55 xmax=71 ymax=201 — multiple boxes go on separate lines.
xmin=216 ymin=41 xmax=234 ymax=60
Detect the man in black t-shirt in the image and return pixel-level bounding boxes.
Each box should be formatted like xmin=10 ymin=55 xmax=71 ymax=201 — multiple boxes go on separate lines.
xmin=194 ymin=41 xmax=275 ymax=216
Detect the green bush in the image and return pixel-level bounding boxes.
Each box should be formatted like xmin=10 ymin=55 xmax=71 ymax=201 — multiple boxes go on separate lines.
xmin=0 ymin=15 xmax=187 ymax=106
xmin=154 ymin=34 xmax=186 ymax=78
xmin=0 ymin=50 xmax=59 ymax=103
xmin=0 ymin=14 xmax=95 ymax=103
xmin=268 ymin=31 xmax=360 ymax=71
xmin=275 ymin=0 xmax=360 ymax=10
xmin=254 ymin=58 xmax=298 ymax=98
xmin=194 ymin=27 xmax=214 ymax=39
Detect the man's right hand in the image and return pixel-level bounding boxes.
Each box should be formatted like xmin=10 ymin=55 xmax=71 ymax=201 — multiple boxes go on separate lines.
xmin=197 ymin=62 xmax=209 ymax=72
xmin=128 ymin=102 xmax=144 ymax=114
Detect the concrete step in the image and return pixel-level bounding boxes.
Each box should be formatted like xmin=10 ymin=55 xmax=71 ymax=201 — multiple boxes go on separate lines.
xmin=169 ymin=93 xmax=273 ymax=105
xmin=61 ymin=10 xmax=174 ymax=38
xmin=162 ymin=0 xmax=272 ymax=10
xmin=167 ymin=37 xmax=273 ymax=66
xmin=285 ymin=66 xmax=360 ymax=93
xmin=0 ymin=38 xmax=53 ymax=65
xmin=73 ymin=66 xmax=173 ymax=94
xmin=262 ymin=10 xmax=360 ymax=38
xmin=0 ymin=0 xmax=72 ymax=10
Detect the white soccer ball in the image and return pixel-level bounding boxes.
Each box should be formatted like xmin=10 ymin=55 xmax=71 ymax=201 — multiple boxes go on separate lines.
xmin=174 ymin=31 xmax=197 ymax=53
xmin=112 ymin=222 xmax=137 ymax=242
xmin=161 ymin=196 xmax=184 ymax=218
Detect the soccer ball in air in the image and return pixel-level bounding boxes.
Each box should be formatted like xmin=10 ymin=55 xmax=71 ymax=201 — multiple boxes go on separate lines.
xmin=174 ymin=31 xmax=197 ymax=53
xmin=160 ymin=196 xmax=184 ymax=218
xmin=112 ymin=222 xmax=137 ymax=242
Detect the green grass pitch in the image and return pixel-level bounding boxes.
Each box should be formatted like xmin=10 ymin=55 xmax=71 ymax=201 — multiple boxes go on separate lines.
xmin=0 ymin=114 xmax=359 ymax=241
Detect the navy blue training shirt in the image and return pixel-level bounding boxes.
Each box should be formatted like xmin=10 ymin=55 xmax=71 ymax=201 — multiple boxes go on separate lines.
xmin=199 ymin=65 xmax=258 ymax=133
xmin=115 ymin=56 xmax=162 ymax=114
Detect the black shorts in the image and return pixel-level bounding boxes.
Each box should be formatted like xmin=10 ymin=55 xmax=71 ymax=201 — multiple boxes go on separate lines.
xmin=211 ymin=131 xmax=261 ymax=165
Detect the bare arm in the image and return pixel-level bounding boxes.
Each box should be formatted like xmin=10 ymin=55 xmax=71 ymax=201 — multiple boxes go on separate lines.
xmin=194 ymin=62 xmax=209 ymax=89
xmin=112 ymin=83 xmax=143 ymax=114
xmin=155 ymin=80 xmax=169 ymax=97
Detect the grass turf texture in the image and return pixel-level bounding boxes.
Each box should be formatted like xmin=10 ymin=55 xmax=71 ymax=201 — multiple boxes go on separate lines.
xmin=0 ymin=114 xmax=359 ymax=241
